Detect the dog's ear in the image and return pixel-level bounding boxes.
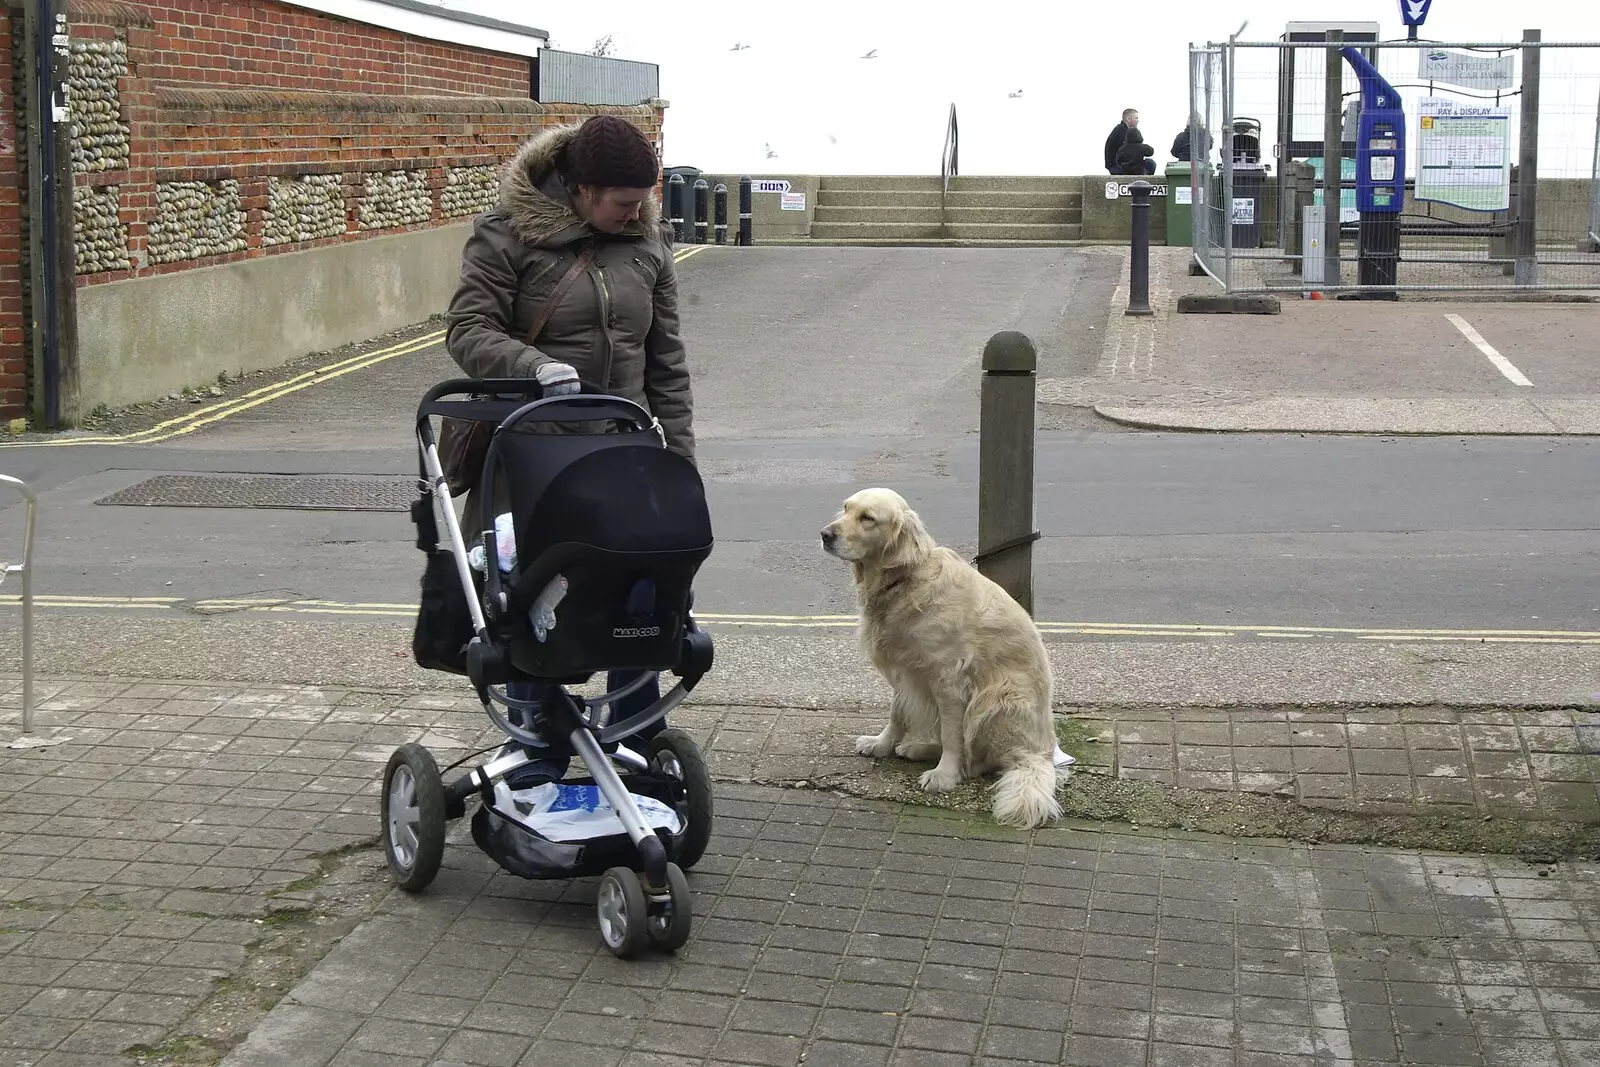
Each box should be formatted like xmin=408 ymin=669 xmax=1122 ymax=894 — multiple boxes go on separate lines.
xmin=877 ymin=501 xmax=933 ymax=570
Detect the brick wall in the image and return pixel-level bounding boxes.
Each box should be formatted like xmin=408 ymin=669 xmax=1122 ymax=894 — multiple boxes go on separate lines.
xmin=0 ymin=0 xmax=666 ymax=421
xmin=137 ymin=0 xmax=530 ymax=96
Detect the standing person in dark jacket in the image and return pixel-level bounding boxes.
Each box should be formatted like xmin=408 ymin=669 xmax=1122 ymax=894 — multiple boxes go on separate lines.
xmin=444 ymin=114 xmax=695 ymax=787
xmin=1114 ymin=128 xmax=1156 ymax=175
xmin=1104 ymin=108 xmax=1141 ymax=173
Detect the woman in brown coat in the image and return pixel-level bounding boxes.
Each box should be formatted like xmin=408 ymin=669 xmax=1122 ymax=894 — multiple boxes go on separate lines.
xmin=445 ymin=114 xmax=696 ymax=786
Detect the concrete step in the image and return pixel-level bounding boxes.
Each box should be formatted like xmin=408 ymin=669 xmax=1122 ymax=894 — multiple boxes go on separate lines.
xmin=945 ymin=189 xmax=1082 ymax=208
xmin=806 ymin=220 xmax=1085 ymax=242
xmin=812 ymin=205 xmax=1082 ymax=225
xmin=818 ymin=175 xmax=943 ymax=192
xmin=818 ymin=190 xmax=1082 ymax=211
xmin=947 ymin=222 xmax=1083 ymax=241
xmin=764 ymin=237 xmax=1107 ymax=248
xmin=818 ymin=174 xmax=1082 ymax=194
xmin=948 ymin=175 xmax=1080 ymax=193
xmin=947 ymin=205 xmax=1081 ymax=224
xmin=808 ymin=221 xmax=947 ymax=240
xmin=816 ymin=189 xmax=942 ymax=208
xmin=813 ymin=205 xmax=944 ymax=224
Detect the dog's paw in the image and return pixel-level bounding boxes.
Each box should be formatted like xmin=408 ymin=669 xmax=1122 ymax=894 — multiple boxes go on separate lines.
xmin=919 ymin=765 xmax=962 ymax=793
xmin=855 ymin=734 xmax=894 ymax=759
xmin=894 ymin=741 xmax=941 ymax=761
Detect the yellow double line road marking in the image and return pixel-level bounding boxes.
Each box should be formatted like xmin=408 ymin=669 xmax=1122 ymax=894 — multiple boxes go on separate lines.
xmin=4 ymin=331 xmax=446 ymax=449
xmin=0 ymin=594 xmax=1597 ymax=644
xmin=4 ymin=246 xmax=711 ymax=449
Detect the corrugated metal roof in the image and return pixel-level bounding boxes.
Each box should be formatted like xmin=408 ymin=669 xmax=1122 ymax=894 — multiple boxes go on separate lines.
xmin=536 ymin=48 xmax=660 ymax=105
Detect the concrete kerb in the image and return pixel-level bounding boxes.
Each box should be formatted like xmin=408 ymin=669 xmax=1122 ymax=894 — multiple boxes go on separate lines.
xmin=1093 ymin=396 xmax=1600 ymax=435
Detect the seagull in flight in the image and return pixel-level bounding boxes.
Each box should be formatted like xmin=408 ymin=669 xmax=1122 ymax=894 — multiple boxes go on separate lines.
xmin=860 ymin=48 xmax=877 ymax=59
xmin=730 ymin=42 xmax=749 ymax=51
xmin=765 ymin=143 xmax=778 ymax=159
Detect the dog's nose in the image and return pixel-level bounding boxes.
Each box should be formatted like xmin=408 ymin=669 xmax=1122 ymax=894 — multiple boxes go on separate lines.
xmin=820 ymin=528 xmax=837 ymax=548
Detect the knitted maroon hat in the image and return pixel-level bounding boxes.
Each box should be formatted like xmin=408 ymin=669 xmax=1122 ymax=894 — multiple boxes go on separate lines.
xmin=563 ymin=115 xmax=660 ymax=189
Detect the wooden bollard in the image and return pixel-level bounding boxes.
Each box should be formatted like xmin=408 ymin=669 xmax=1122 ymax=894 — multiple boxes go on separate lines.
xmin=975 ymin=330 xmax=1039 ymax=615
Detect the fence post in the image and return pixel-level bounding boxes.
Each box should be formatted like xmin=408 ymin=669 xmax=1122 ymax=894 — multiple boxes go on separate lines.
xmin=976 ymin=331 xmax=1038 ymax=616
xmin=738 ymin=176 xmax=753 ymax=246
xmin=667 ymin=173 xmax=686 ymax=244
xmin=1126 ymin=180 xmax=1153 ymax=316
xmin=1514 ymin=29 xmax=1541 ymax=286
xmin=692 ymin=178 xmax=709 ymax=244
xmin=1322 ymin=29 xmax=1344 ymax=292
xmin=1221 ymin=40 xmax=1235 ymax=291
xmin=713 ymin=183 xmax=728 ymax=245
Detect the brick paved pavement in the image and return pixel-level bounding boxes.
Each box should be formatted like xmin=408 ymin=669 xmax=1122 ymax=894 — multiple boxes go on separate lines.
xmin=225 ymin=783 xmax=1600 ymax=1067
xmin=2 ymin=677 xmax=1599 ymax=1067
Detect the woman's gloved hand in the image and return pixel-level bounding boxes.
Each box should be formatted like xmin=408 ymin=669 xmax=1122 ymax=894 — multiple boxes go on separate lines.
xmin=535 ymin=361 xmax=581 ymax=397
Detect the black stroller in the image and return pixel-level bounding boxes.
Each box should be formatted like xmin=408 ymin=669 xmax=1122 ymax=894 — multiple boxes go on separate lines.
xmin=382 ymin=377 xmax=716 ymax=959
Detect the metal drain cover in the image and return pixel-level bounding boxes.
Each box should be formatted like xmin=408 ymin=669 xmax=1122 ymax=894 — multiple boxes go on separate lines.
xmin=96 ymin=474 xmax=415 ymax=512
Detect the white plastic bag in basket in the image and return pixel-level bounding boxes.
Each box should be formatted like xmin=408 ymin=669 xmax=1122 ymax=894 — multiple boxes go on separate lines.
xmin=500 ymin=781 xmax=682 ymax=843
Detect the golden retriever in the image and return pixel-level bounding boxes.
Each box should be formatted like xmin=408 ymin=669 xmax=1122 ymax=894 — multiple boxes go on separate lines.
xmin=821 ymin=487 xmax=1063 ymax=829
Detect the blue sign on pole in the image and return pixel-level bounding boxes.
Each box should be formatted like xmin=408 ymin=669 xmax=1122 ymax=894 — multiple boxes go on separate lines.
xmin=1400 ymin=0 xmax=1433 ymax=38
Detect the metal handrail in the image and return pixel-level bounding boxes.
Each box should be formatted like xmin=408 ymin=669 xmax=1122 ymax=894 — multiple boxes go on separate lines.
xmin=940 ymin=102 xmax=958 ymax=235
xmin=0 ymin=475 xmax=35 ymax=743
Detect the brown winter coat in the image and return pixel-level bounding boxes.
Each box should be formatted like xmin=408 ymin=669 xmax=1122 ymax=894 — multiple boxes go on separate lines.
xmin=445 ymin=123 xmax=695 ymax=463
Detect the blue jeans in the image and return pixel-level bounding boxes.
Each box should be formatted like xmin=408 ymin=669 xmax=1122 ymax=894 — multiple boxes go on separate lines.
xmin=504 ymin=672 xmax=663 ymax=786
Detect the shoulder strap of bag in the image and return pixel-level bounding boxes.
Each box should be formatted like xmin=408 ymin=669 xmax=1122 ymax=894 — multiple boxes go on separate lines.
xmin=525 ymin=243 xmax=600 ymax=345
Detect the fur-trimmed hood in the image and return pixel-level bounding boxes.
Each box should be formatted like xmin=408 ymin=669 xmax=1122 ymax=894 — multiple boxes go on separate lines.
xmin=497 ymin=123 xmax=663 ymax=248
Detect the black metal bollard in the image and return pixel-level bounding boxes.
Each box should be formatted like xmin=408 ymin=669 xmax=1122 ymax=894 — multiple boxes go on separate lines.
xmin=693 ymin=179 xmax=709 ymax=244
xmin=713 ymin=183 xmax=728 ymax=245
xmin=1125 ymin=180 xmax=1153 ymax=317
xmin=738 ymin=175 xmax=753 ymax=246
xmin=667 ymin=174 xmax=686 ymax=244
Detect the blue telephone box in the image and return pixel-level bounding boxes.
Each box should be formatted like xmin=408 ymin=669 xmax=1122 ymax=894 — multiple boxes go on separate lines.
xmin=1341 ymin=47 xmax=1406 ymax=296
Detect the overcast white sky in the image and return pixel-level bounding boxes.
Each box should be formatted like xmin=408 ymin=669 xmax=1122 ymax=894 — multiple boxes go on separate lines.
xmin=442 ymin=0 xmax=1598 ymax=177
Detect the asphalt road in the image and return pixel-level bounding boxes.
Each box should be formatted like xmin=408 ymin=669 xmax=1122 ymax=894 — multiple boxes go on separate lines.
xmin=0 ymin=246 xmax=1595 ymax=638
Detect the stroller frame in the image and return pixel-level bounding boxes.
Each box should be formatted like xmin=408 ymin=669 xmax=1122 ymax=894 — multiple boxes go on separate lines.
xmin=382 ymin=377 xmax=715 ymax=959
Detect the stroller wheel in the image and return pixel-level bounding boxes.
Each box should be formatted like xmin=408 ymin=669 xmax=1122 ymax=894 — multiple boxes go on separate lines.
xmin=597 ymin=866 xmax=649 ymax=959
xmin=645 ymin=861 xmax=692 ymax=952
xmin=382 ymin=744 xmax=446 ymax=892
xmin=649 ymin=729 xmax=713 ymax=870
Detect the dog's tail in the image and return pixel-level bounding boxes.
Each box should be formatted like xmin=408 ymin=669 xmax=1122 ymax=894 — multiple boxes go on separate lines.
xmin=991 ymin=752 xmax=1063 ymax=830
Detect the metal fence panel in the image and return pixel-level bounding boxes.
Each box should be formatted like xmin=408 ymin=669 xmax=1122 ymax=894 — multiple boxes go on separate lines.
xmin=1190 ymin=46 xmax=1226 ymax=284
xmin=1192 ymin=37 xmax=1600 ymax=293
xmin=534 ymin=48 xmax=660 ymax=106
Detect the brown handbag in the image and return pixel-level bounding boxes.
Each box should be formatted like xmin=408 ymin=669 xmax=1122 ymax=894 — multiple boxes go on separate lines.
xmin=438 ymin=243 xmax=600 ymax=495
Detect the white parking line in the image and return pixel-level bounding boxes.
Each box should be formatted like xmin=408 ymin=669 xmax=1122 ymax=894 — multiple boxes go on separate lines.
xmin=1445 ymin=313 xmax=1533 ymax=387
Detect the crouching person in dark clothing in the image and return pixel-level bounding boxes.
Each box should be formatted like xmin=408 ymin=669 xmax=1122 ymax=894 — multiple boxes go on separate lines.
xmin=1114 ymin=128 xmax=1156 ymax=175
